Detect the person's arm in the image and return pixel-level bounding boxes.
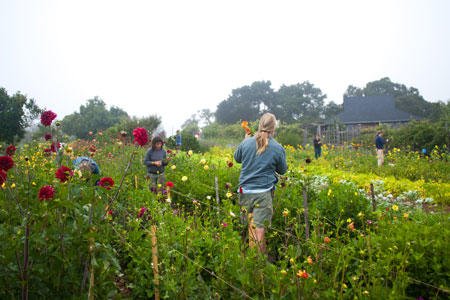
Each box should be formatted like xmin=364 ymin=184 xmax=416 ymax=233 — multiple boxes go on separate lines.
xmin=234 ymin=144 xmax=242 ymax=163
xmin=276 ymin=148 xmax=288 ymax=175
xmin=144 ymin=150 xmax=153 ymax=166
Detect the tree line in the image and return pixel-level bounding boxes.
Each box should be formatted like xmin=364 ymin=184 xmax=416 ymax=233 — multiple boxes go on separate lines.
xmin=1 ymin=77 xmax=448 ymax=144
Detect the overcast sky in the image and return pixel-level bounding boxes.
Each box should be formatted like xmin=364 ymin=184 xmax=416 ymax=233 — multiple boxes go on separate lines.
xmin=1 ymin=0 xmax=449 ymax=134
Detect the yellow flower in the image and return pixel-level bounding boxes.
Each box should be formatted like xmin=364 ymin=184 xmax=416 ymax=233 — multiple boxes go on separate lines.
xmin=282 ymin=209 xmax=290 ymax=217
xmin=342 ymin=283 xmax=347 ymax=289
xmin=392 ymin=204 xmax=399 ymax=211
xmin=157 ymin=184 xmax=162 ymax=188
xmin=403 ymin=212 xmax=409 ymax=219
xmin=347 ymin=218 xmax=352 ymax=223
xmin=327 ymin=189 xmax=332 ymax=196
xmin=188 ymin=150 xmax=193 ymax=156
xmin=307 ymin=256 xmax=313 ymax=265
xmin=1 ymin=183 xmax=5 ymax=189
xmin=280 ymin=269 xmax=287 ymax=276
xmin=363 ymin=290 xmax=369 ymax=295
xmin=289 ymin=258 xmax=295 ymax=264
xmin=354 ymin=192 xmax=358 ymax=196
xmin=171 ymin=165 xmax=176 ymax=170
xmin=226 ymin=192 xmax=232 ymax=198
xmin=357 ymin=212 xmax=364 ymax=218
xmin=11 ymin=183 xmax=16 ymax=189
xmin=203 ymin=165 xmax=209 ymax=170
xmin=32 ymin=182 xmax=36 ymax=186
xmin=199 ymin=158 xmax=207 ymax=165
xmin=181 ymin=176 xmax=188 ymax=182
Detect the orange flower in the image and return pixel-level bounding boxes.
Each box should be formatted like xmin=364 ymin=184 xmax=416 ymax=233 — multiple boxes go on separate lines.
xmin=307 ymin=256 xmax=313 ymax=265
xmin=347 ymin=222 xmax=355 ymax=232
xmin=241 ymin=120 xmax=252 ymax=135
xmin=296 ymin=270 xmax=309 ymax=279
xmin=324 ymin=236 xmax=331 ymax=244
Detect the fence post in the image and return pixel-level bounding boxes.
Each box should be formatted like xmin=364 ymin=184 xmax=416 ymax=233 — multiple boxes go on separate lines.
xmin=151 ymin=225 xmax=160 ymax=300
xmin=370 ymin=183 xmax=376 ymax=211
xmin=215 ymin=176 xmax=220 ymax=204
xmin=302 ymin=187 xmax=310 ymax=240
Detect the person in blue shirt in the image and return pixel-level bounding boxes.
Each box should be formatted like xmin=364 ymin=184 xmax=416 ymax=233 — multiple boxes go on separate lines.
xmin=375 ymin=131 xmax=386 ymax=166
xmin=175 ymin=130 xmax=182 ymax=150
xmin=234 ymin=113 xmax=287 ymax=253
xmin=73 ymin=156 xmax=100 ymax=175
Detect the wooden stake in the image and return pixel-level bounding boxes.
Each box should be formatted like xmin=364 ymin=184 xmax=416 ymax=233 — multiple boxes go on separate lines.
xmin=370 ymin=183 xmax=376 ymax=211
xmin=303 ymin=187 xmax=310 ymax=240
xmin=151 ymin=225 xmax=160 ymax=300
xmin=248 ymin=213 xmax=256 ymax=248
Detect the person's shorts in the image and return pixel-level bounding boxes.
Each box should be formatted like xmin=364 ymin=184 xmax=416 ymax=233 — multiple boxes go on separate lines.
xmin=239 ymin=191 xmax=273 ymax=228
xmin=148 ymin=172 xmax=165 ymax=186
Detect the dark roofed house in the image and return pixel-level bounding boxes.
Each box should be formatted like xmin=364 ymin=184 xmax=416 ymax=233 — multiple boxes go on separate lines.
xmin=337 ymin=95 xmax=420 ymax=127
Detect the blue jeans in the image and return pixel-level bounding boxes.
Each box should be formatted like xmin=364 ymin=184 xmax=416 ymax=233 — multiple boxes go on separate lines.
xmin=314 ymin=147 xmax=321 ymax=159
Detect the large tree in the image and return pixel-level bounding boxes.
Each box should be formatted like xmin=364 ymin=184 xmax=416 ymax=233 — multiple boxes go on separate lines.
xmin=215 ymin=81 xmax=275 ymax=124
xmin=0 ymin=88 xmax=42 ymax=143
xmin=62 ymin=97 xmax=129 ymax=138
xmin=274 ymin=81 xmax=327 ymax=123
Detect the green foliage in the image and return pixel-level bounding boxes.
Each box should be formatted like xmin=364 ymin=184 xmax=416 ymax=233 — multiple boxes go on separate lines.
xmin=62 ymin=97 xmax=129 ymax=138
xmin=276 ymin=123 xmax=304 ymax=147
xmin=1 ymin=134 xmax=448 ymax=299
xmin=0 ymin=88 xmax=42 ymax=143
xmin=390 ymin=120 xmax=449 ymax=151
xmin=105 ymin=115 xmax=161 ymax=138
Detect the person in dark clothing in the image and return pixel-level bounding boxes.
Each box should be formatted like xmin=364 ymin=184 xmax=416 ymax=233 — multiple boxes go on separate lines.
xmin=313 ymin=134 xmax=322 ymax=159
xmin=144 ymin=136 xmax=168 ymax=191
xmin=375 ymin=131 xmax=386 ymax=166
xmin=175 ymin=130 xmax=182 ymax=150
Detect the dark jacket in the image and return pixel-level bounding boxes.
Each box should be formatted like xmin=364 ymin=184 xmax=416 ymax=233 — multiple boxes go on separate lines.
xmin=375 ymin=135 xmax=385 ymax=150
xmin=144 ymin=148 xmax=168 ymax=174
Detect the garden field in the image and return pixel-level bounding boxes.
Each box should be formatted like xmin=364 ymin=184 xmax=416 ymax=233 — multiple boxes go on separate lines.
xmin=0 ymin=129 xmax=449 ymax=299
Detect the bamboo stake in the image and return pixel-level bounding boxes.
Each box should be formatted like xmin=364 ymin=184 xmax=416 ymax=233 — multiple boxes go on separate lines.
xmin=370 ymin=183 xmax=376 ymax=211
xmin=151 ymin=225 xmax=160 ymax=300
xmin=302 ymin=187 xmax=310 ymax=240
xmin=248 ymin=213 xmax=256 ymax=248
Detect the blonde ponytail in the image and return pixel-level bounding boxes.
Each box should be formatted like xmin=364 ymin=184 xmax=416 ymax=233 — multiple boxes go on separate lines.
xmin=255 ymin=113 xmax=277 ymax=155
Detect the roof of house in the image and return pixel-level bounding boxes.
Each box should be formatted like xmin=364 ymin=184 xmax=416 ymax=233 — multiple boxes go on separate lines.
xmin=337 ymin=95 xmax=420 ymax=124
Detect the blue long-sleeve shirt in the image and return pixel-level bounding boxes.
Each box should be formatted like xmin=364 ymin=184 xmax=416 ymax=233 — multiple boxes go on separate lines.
xmin=375 ymin=135 xmax=385 ymax=150
xmin=234 ymin=136 xmax=287 ymax=192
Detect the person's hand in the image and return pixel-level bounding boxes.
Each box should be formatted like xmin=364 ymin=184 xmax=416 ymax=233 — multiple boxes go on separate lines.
xmin=153 ymin=161 xmax=162 ymax=167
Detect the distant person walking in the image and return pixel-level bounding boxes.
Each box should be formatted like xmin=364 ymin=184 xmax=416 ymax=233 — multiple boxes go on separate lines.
xmin=144 ymin=136 xmax=168 ymax=192
xmin=234 ymin=113 xmax=288 ymax=254
xmin=313 ymin=134 xmax=322 ymax=159
xmin=375 ymin=131 xmax=386 ymax=166
xmin=175 ymin=130 xmax=182 ymax=150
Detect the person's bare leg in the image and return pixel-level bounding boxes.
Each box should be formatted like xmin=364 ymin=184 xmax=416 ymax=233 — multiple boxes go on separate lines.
xmin=255 ymin=227 xmax=266 ymax=253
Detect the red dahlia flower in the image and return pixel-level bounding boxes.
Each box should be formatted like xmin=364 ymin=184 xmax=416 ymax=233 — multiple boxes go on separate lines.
xmin=40 ymin=110 xmax=57 ymax=127
xmin=132 ymin=127 xmax=148 ymax=146
xmin=38 ymin=185 xmax=55 ymax=201
xmin=44 ymin=133 xmax=52 ymax=141
xmin=166 ymin=181 xmax=174 ymax=188
xmin=0 ymin=170 xmax=7 ymax=185
xmin=55 ymin=165 xmax=73 ymax=183
xmin=98 ymin=177 xmax=114 ymax=190
xmin=6 ymin=145 xmax=16 ymax=156
xmin=137 ymin=207 xmax=147 ymax=218
xmin=0 ymin=156 xmax=14 ymax=171
xmin=51 ymin=142 xmax=61 ymax=152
